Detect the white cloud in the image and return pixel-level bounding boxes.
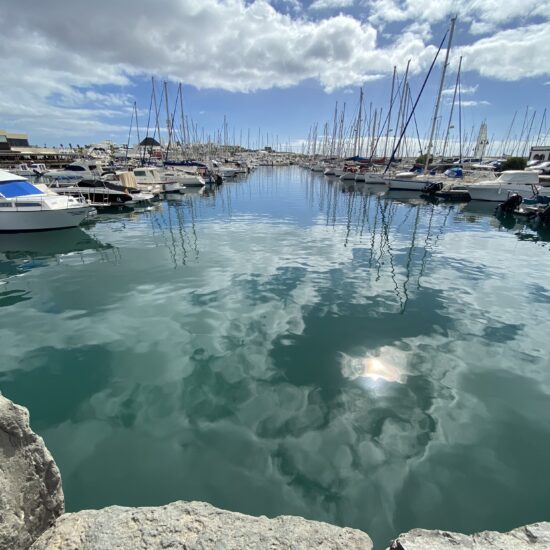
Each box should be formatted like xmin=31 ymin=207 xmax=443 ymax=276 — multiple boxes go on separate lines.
xmin=442 ymin=84 xmax=478 ymax=96
xmin=457 ymin=23 xmax=550 ymax=81
xmin=459 ymin=100 xmax=491 ymax=107
xmin=0 ymin=0 xmax=547 ymax=142
xmin=310 ymin=0 xmax=354 ymax=10
xmin=363 ymin=0 xmax=549 ymax=35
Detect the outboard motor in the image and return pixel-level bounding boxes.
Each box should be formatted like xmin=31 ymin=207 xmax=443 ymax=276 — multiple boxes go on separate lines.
xmin=496 ymin=193 xmax=522 ymax=214
xmin=537 ymin=205 xmax=550 ymax=227
xmin=423 ymin=182 xmax=443 ymax=194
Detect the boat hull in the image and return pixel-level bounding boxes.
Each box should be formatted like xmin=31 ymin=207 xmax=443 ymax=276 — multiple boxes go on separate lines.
xmin=0 ymin=206 xmax=91 ymax=232
xmin=466 ymin=185 xmax=540 ymax=202
xmin=387 ymin=178 xmax=432 ymax=191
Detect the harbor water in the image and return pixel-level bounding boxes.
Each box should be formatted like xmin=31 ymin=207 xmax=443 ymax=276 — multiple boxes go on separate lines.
xmin=1 ymin=167 xmax=550 ymax=548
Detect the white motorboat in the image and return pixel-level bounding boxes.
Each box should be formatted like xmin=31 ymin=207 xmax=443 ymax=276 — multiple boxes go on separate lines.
xmin=355 ymin=171 xmax=386 ymax=184
xmin=464 ymin=171 xmax=545 ymax=202
xmin=44 ymin=161 xmax=102 ymax=181
xmin=217 ymin=167 xmax=238 ymax=179
xmin=165 ymin=168 xmax=206 ymax=188
xmin=0 ymin=171 xmax=92 ymax=232
xmin=132 ymin=167 xmax=182 ymax=193
xmin=49 ymin=178 xmax=155 ymax=207
xmin=340 ymin=170 xmax=358 ymax=181
xmin=9 ymin=163 xmax=47 ymax=178
xmin=386 ymin=172 xmax=435 ymax=191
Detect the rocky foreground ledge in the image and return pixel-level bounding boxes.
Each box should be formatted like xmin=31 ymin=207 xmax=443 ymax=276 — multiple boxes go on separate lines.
xmin=1 ymin=393 xmax=549 ymax=549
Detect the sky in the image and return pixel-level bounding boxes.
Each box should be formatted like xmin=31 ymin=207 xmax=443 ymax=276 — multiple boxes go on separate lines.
xmin=0 ymin=0 xmax=548 ymax=149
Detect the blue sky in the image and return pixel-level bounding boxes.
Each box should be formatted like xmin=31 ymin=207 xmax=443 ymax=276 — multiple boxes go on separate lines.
xmin=0 ymin=0 xmax=548 ymax=149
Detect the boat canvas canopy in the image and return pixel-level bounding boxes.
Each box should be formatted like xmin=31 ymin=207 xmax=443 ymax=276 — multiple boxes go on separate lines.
xmin=0 ymin=180 xmax=43 ymax=198
xmin=498 ymin=171 xmax=539 ymax=184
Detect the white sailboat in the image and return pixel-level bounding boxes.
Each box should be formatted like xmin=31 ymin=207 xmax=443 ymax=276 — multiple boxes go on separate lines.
xmin=386 ymin=17 xmax=457 ymax=192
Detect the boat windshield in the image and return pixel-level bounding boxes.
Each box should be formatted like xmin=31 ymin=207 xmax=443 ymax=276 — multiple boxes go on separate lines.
xmin=0 ymin=180 xmax=43 ymax=198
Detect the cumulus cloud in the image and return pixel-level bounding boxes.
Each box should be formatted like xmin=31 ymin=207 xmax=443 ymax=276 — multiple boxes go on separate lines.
xmin=456 ymin=23 xmax=550 ymax=81
xmin=0 ymin=0 xmax=547 ymax=141
xmin=363 ymin=0 xmax=548 ymax=34
xmin=310 ymin=0 xmax=354 ymax=10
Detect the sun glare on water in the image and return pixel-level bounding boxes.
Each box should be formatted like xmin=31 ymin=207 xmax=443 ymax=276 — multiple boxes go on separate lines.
xmin=340 ymin=347 xmax=407 ymax=387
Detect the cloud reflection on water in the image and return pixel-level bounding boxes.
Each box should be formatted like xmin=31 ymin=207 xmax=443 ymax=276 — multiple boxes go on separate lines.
xmin=1 ymin=169 xmax=550 ymax=548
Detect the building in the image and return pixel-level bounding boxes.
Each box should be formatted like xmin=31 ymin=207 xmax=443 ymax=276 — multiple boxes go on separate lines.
xmin=529 ymin=146 xmax=550 ymax=162
xmin=0 ymin=129 xmax=74 ymax=167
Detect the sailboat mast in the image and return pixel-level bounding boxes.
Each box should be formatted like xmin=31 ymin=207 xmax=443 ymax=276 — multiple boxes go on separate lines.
xmin=383 ymin=66 xmax=397 ymax=160
xmin=164 ymin=81 xmax=172 ymax=158
xmin=441 ymin=55 xmax=462 ymax=160
xmin=353 ymin=88 xmax=363 ymax=157
xmin=424 ymin=16 xmax=457 ymax=172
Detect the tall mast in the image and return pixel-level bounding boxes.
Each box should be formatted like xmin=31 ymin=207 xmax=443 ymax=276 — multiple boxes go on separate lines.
xmin=179 ymin=83 xmax=186 ymax=150
xmin=441 ymin=55 xmax=462 ymax=160
xmin=502 ymin=111 xmax=516 ymax=157
xmin=164 ymin=81 xmax=172 ymax=157
xmin=330 ymin=102 xmax=338 ymax=157
xmin=424 ymin=16 xmax=456 ymax=172
xmin=383 ymin=66 xmax=397 ymax=160
xmin=392 ymin=60 xmax=410 ymax=158
xmin=353 ymin=87 xmax=363 ymax=157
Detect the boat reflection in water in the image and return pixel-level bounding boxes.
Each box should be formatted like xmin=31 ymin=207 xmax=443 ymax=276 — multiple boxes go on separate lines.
xmin=0 ymin=227 xmax=114 ymax=279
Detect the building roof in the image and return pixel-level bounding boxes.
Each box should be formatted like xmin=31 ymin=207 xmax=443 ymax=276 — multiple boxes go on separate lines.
xmin=140 ymin=137 xmax=161 ymax=147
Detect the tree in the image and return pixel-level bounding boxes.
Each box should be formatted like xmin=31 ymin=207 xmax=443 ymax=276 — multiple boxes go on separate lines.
xmin=500 ymin=157 xmax=527 ymax=171
xmin=415 ymin=153 xmax=433 ymax=165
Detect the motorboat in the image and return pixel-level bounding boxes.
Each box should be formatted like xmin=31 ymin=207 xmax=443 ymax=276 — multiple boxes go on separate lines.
xmin=49 ymin=178 xmax=155 ymax=207
xmin=0 ymin=170 xmax=92 ymax=232
xmin=132 ymin=167 xmax=182 ymax=193
xmin=165 ymin=167 xmax=206 ymax=188
xmin=217 ymin=167 xmax=238 ymax=179
xmin=9 ymin=163 xmax=47 ymax=178
xmin=355 ymin=171 xmax=386 ymax=184
xmin=464 ymin=171 xmax=547 ymax=202
xmin=44 ymin=161 xmax=103 ymax=181
xmin=385 ymin=171 xmax=437 ymax=191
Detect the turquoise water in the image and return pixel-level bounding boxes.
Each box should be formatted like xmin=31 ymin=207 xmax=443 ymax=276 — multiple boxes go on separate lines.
xmin=1 ymin=167 xmax=550 ymax=548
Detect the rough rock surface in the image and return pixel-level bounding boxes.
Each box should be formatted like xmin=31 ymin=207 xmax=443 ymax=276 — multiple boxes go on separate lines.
xmin=389 ymin=522 xmax=550 ymax=549
xmin=30 ymin=500 xmax=373 ymax=549
xmin=0 ymin=394 xmax=64 ymax=549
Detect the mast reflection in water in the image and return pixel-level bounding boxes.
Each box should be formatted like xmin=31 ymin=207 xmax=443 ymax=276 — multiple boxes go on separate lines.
xmin=1 ymin=167 xmax=550 ymax=549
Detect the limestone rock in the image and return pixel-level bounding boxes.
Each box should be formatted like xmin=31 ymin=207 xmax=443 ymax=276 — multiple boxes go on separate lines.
xmin=389 ymin=522 xmax=550 ymax=549
xmin=30 ymin=500 xmax=373 ymax=549
xmin=0 ymin=394 xmax=64 ymax=549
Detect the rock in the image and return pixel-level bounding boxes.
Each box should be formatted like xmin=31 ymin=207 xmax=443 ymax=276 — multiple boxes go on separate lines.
xmin=0 ymin=394 xmax=64 ymax=549
xmin=30 ymin=500 xmax=373 ymax=549
xmin=389 ymin=522 xmax=550 ymax=549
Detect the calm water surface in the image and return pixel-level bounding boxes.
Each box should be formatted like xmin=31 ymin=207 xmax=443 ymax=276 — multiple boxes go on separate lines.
xmin=1 ymin=167 xmax=550 ymax=548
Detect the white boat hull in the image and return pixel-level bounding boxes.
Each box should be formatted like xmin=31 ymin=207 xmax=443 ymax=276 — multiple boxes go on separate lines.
xmin=466 ymin=184 xmax=541 ymax=202
xmin=386 ymin=178 xmax=431 ymax=191
xmin=0 ymin=206 xmax=90 ymax=232
xmin=340 ymin=172 xmax=358 ymax=180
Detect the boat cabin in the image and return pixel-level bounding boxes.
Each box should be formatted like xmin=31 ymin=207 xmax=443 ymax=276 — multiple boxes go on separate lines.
xmin=497 ymin=171 xmax=539 ymax=184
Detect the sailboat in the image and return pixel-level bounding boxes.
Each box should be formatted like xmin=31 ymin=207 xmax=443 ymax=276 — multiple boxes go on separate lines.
xmin=386 ymin=17 xmax=457 ymax=192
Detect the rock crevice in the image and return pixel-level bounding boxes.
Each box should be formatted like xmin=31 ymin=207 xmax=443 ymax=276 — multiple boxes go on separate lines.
xmin=0 ymin=394 xmax=64 ymax=550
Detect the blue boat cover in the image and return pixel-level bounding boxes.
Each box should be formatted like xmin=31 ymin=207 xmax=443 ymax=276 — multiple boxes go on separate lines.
xmin=345 ymin=156 xmax=369 ymax=162
xmin=0 ymin=180 xmax=43 ymax=198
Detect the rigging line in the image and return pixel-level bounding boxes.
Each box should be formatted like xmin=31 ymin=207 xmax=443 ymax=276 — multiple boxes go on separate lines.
xmin=383 ymin=28 xmax=449 ymax=175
